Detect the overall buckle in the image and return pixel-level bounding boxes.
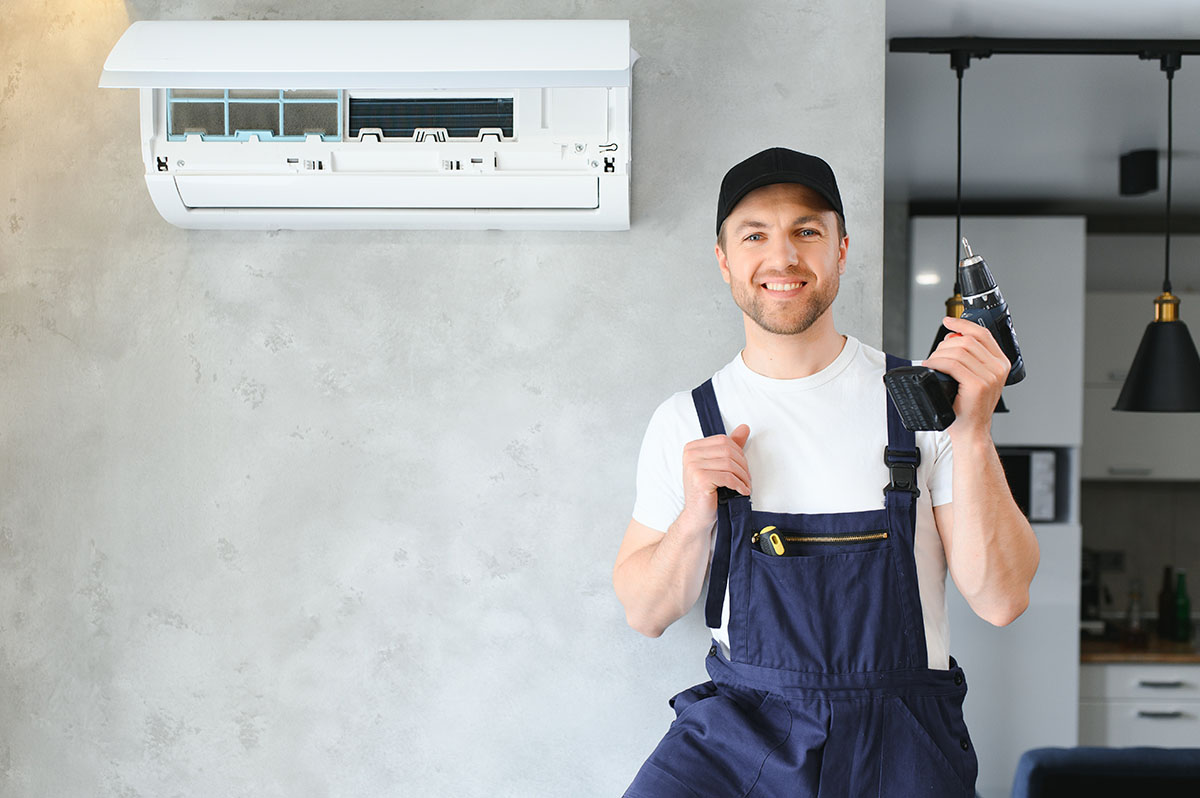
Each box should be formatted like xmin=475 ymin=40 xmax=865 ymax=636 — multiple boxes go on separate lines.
xmin=884 ymin=447 xmax=921 ymax=497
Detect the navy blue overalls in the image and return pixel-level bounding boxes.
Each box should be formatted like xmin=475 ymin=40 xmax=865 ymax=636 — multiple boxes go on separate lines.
xmin=625 ymin=355 xmax=978 ymax=798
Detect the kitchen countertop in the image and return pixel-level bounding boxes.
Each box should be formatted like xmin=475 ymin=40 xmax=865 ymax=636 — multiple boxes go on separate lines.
xmin=1081 ymin=635 xmax=1200 ymax=664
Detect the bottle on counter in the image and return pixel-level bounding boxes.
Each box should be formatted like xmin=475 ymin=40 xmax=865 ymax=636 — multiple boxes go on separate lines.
xmin=1158 ymin=565 xmax=1177 ymax=641
xmin=1124 ymin=579 xmax=1148 ymax=648
xmin=1177 ymin=570 xmax=1193 ymax=644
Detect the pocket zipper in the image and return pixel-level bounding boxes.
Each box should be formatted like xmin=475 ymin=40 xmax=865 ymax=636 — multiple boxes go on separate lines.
xmin=752 ymin=526 xmax=888 ymax=556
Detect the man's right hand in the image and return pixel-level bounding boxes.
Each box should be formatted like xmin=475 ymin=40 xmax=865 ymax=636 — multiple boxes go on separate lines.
xmin=678 ymin=424 xmax=752 ymax=531
xmin=613 ymin=423 xmax=752 ymax=638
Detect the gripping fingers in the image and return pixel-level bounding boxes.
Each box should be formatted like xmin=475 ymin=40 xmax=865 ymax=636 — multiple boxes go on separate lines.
xmin=699 ymin=464 xmax=752 ymax=497
xmin=943 ymin=316 xmax=1004 ymax=352
xmin=931 ymin=320 xmax=1008 ymax=383
xmin=941 ymin=317 xmax=1008 ymax=371
xmin=682 ymin=433 xmax=753 ymax=501
xmin=684 ymin=449 xmax=752 ymax=496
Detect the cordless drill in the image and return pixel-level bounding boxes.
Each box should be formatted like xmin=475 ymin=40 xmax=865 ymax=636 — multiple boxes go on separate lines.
xmin=884 ymin=238 xmax=1026 ymax=431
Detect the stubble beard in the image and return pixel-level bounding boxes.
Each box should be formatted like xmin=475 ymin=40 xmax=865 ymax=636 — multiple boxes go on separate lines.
xmin=731 ymin=270 xmax=839 ymax=336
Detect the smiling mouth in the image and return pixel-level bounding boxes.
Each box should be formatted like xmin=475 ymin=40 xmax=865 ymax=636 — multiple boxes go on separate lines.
xmin=763 ymin=281 xmax=806 ymax=292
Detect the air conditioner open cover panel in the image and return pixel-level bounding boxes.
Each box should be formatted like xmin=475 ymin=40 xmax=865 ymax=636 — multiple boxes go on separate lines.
xmin=99 ymin=20 xmax=633 ymax=89
xmin=174 ymin=175 xmax=600 ymax=210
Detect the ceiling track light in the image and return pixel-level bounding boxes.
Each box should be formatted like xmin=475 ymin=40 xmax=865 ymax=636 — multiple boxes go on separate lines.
xmin=893 ymin=37 xmax=1200 ymax=413
xmin=890 ymin=37 xmax=1200 ymax=59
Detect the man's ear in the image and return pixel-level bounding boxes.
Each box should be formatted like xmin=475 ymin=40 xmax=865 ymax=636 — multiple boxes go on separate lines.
xmin=837 ymin=235 xmax=849 ymax=275
xmin=715 ymin=242 xmax=732 ymax=285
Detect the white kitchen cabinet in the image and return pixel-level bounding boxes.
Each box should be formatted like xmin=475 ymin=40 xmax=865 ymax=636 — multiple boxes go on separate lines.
xmin=1084 ymin=292 xmax=1153 ymax=387
xmin=1082 ymin=291 xmax=1200 ymax=480
xmin=947 ymin=523 xmax=1081 ymax=797
xmin=1079 ymin=663 xmax=1200 ymax=746
xmin=908 ymin=217 xmax=1086 ymax=447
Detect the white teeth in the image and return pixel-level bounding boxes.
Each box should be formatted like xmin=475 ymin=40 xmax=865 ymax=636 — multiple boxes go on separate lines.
xmin=764 ymin=282 xmax=804 ymax=291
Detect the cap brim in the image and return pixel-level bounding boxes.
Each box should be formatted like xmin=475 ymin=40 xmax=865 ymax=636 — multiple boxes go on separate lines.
xmin=726 ymin=172 xmax=843 ymax=221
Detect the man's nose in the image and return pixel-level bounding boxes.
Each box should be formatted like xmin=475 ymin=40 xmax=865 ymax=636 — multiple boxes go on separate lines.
xmin=768 ymin=235 xmax=799 ymax=267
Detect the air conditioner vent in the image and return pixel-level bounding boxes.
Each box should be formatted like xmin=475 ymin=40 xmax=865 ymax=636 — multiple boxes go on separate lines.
xmin=349 ymin=97 xmax=514 ymax=140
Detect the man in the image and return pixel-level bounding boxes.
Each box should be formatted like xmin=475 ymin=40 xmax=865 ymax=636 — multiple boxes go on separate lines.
xmin=613 ymin=148 xmax=1039 ymax=797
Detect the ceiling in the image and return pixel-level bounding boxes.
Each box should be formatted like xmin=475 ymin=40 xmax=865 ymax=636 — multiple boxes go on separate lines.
xmin=885 ymin=0 xmax=1200 ymax=219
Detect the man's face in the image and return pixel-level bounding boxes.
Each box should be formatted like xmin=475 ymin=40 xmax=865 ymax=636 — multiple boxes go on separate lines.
xmin=715 ymin=183 xmax=848 ymax=336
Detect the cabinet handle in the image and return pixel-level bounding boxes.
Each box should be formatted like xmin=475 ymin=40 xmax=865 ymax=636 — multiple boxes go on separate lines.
xmin=1108 ymin=467 xmax=1153 ymax=476
xmin=1138 ymin=680 xmax=1186 ymax=688
xmin=1137 ymin=710 xmax=1185 ymax=719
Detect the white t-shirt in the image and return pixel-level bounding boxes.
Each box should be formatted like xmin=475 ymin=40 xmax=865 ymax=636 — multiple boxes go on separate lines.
xmin=632 ymin=336 xmax=955 ymax=670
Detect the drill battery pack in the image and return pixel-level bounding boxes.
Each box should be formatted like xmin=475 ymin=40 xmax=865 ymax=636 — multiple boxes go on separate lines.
xmin=883 ymin=365 xmax=959 ymax=432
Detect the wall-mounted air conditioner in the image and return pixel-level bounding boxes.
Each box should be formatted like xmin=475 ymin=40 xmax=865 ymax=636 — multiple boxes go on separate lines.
xmin=99 ymin=20 xmax=636 ymax=230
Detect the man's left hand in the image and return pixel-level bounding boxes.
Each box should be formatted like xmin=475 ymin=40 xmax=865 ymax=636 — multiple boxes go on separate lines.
xmin=922 ymin=316 xmax=1011 ymax=439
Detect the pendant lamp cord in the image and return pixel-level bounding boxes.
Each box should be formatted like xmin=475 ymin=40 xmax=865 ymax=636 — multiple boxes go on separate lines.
xmin=1164 ymin=65 xmax=1174 ymax=294
xmin=954 ymin=60 xmax=965 ymax=294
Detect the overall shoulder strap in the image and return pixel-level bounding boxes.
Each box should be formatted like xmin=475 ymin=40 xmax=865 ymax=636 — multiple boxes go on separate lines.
xmin=883 ymin=353 xmax=930 ymax=667
xmin=690 ymin=378 xmax=740 ymax=630
xmin=691 ymin=379 xmax=727 ymax=438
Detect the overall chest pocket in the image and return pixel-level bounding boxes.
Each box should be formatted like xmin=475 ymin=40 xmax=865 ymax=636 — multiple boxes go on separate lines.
xmin=744 ymin=523 xmax=914 ymax=673
xmin=752 ymin=525 xmax=890 ymax=557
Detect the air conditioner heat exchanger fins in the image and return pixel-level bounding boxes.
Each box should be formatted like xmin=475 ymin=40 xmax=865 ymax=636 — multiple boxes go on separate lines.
xmin=349 ymin=98 xmax=514 ymax=140
xmin=99 ymin=20 xmax=636 ymax=230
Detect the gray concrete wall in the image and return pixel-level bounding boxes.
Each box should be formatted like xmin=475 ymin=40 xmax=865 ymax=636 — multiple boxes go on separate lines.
xmin=0 ymin=1 xmax=885 ymax=795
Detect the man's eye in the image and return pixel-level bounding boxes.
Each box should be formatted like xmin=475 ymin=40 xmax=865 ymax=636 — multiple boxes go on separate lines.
xmin=798 ymin=229 xmax=818 ymax=237
xmin=745 ymin=233 xmax=764 ymax=241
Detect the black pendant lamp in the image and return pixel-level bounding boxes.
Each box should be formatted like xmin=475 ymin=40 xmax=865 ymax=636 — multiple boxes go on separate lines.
xmin=1114 ymin=52 xmax=1200 ymax=412
xmin=928 ymin=51 xmax=1008 ymax=412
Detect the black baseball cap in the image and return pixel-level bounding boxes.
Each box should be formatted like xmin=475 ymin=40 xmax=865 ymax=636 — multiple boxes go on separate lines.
xmin=715 ymin=148 xmax=844 ymax=236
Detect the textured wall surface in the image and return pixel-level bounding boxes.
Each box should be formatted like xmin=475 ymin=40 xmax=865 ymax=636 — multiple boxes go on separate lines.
xmin=0 ymin=1 xmax=885 ymax=795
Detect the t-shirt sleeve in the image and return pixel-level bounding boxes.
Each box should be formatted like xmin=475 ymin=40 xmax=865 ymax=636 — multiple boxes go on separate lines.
xmin=631 ymin=394 xmax=700 ymax=533
xmin=925 ymin=428 xmax=954 ymax=507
